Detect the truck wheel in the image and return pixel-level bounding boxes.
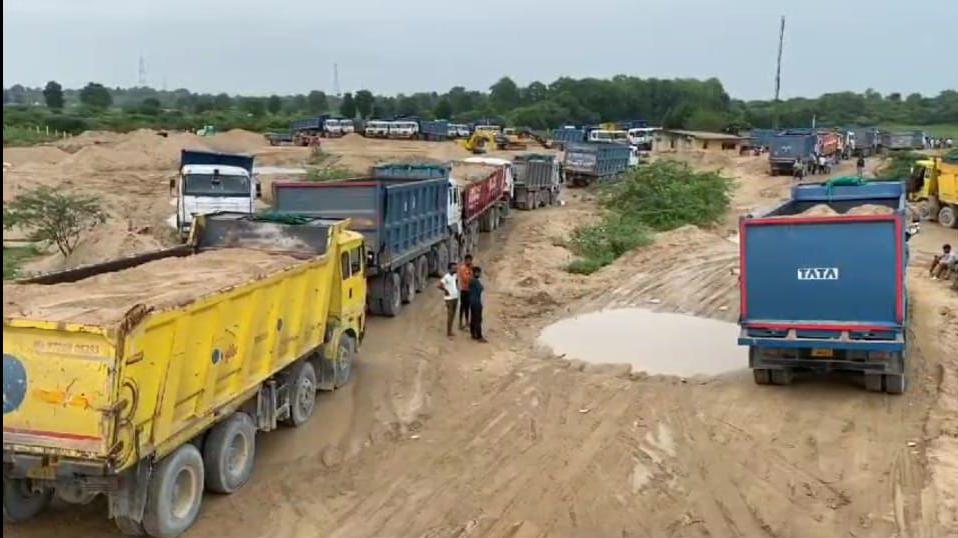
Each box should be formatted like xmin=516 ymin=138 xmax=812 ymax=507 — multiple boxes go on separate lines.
xmin=142 ymin=444 xmax=204 ymax=538
xmin=938 ymin=206 xmax=958 ymax=228
xmin=427 ymin=247 xmax=440 ymax=277
xmin=770 ymin=369 xmax=793 ymax=385
xmin=414 ymin=256 xmax=429 ymax=293
xmin=448 ymin=239 xmax=460 ymax=264
xmin=884 ymin=374 xmax=906 ymax=394
xmin=283 ymin=361 xmax=317 ymax=427
xmin=436 ymin=244 xmax=449 ymax=275
xmin=381 ymin=272 xmax=402 ymax=317
xmin=400 ymin=262 xmax=416 ymax=304
xmin=752 ymin=369 xmax=771 ymax=385
xmin=2 ymin=477 xmax=52 ymax=523
xmin=864 ymin=372 xmax=884 ymax=392
xmin=335 ymin=335 xmax=357 ymax=388
xmin=203 ymin=413 xmax=256 ymax=494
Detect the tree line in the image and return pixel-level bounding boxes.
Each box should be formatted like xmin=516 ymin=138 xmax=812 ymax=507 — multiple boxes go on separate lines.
xmin=4 ymin=77 xmax=956 ymax=139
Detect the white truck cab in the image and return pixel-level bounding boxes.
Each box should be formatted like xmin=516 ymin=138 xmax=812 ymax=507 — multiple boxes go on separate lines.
xmin=172 ymin=151 xmax=258 ymax=239
xmin=365 ymin=120 xmax=390 ymax=137
xmin=456 ymin=124 xmax=471 ymax=138
xmin=627 ymin=127 xmax=656 ymax=150
xmin=389 ymin=121 xmax=419 ymax=139
xmin=324 ymin=119 xmax=343 ymax=136
xmin=340 ymin=119 xmax=355 ymax=134
xmin=589 ymin=129 xmax=628 ymax=143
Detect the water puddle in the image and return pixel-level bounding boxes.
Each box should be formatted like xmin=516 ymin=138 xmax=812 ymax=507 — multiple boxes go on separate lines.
xmin=537 ymin=308 xmax=746 ymax=376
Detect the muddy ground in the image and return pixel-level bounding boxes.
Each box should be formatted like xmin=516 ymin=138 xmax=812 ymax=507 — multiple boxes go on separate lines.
xmin=4 ymin=135 xmax=956 ymax=537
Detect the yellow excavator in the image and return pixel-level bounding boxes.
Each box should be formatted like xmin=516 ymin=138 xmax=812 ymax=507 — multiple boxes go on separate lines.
xmin=460 ymin=130 xmax=499 ymax=154
xmin=460 ymin=128 xmax=553 ymax=154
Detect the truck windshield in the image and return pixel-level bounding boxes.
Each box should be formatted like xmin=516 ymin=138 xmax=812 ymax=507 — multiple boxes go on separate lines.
xmin=184 ymin=174 xmax=250 ymax=196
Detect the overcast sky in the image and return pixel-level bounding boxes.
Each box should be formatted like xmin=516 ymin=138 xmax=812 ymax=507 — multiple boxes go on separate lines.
xmin=3 ymin=0 xmax=956 ymax=100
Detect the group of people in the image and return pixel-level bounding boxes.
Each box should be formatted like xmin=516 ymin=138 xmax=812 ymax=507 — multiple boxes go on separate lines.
xmin=930 ymin=244 xmax=958 ymax=287
xmin=439 ymin=254 xmax=487 ymax=342
xmin=792 ymin=153 xmax=843 ymax=181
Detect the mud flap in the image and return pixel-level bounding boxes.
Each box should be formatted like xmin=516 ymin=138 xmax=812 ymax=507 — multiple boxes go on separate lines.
xmin=108 ymin=460 xmax=152 ymax=534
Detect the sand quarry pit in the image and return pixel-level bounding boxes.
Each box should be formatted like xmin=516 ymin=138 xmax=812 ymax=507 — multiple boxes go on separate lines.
xmin=4 ymin=141 xmax=956 ymax=538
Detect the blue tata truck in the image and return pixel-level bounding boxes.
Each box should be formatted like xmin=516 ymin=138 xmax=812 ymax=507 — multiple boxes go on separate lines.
xmin=738 ymin=181 xmax=911 ymax=393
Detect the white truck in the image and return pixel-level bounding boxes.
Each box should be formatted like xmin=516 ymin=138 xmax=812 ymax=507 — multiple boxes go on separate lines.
xmin=627 ymin=127 xmax=657 ymax=151
xmin=340 ymin=119 xmax=355 ymax=134
xmin=324 ymin=118 xmax=344 ymax=137
xmin=365 ymin=120 xmax=390 ymax=137
xmin=171 ymin=150 xmax=259 ymax=239
xmin=388 ymin=120 xmax=419 ymax=139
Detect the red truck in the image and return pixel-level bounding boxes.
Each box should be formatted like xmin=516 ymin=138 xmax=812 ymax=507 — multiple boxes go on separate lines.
xmin=451 ymin=158 xmax=513 ymax=254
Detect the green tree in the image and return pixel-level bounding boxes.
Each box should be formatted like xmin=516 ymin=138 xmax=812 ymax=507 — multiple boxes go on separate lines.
xmin=355 ymin=90 xmax=375 ymax=119
xmin=138 ymin=97 xmax=162 ymax=116
xmin=340 ymin=92 xmax=357 ymax=118
xmin=213 ymin=93 xmax=233 ymax=110
xmin=79 ymin=82 xmax=113 ymax=110
xmin=307 ymin=90 xmax=328 ymax=113
xmin=490 ymin=76 xmax=520 ymax=111
xmin=434 ymin=98 xmax=453 ymax=119
xmin=267 ymin=95 xmax=283 ymax=115
xmin=522 ymin=81 xmax=548 ymax=104
xmin=287 ymin=94 xmax=308 ymax=114
xmin=43 ymin=81 xmax=64 ymax=110
xmin=240 ymin=97 xmax=266 ymax=117
xmin=3 ymin=186 xmax=107 ymax=257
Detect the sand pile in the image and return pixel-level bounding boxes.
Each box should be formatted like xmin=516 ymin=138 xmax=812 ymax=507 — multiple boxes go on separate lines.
xmin=797 ymin=204 xmax=840 ymax=217
xmin=846 ymin=204 xmax=895 ymax=216
xmin=3 ymin=146 xmax=70 ymax=166
xmin=451 ymin=161 xmax=499 ymax=182
xmin=206 ymin=129 xmax=267 ymax=153
xmin=4 ymin=248 xmax=303 ymax=325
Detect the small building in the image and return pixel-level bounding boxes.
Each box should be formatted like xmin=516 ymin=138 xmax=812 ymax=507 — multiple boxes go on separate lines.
xmin=654 ymin=129 xmax=749 ymax=153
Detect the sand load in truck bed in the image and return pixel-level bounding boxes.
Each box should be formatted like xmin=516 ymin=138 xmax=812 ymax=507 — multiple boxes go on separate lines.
xmin=450 ymin=162 xmax=499 ymax=183
xmin=3 ymin=248 xmax=303 ymax=326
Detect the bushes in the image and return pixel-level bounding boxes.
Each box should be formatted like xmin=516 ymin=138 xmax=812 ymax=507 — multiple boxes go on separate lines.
xmin=565 ymin=160 xmax=733 ymax=274
xmin=877 ymin=150 xmax=923 ymax=180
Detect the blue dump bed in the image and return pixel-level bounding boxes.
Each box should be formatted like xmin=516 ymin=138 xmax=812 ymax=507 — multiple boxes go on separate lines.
xmin=371 ymin=163 xmax=450 ymax=181
xmin=418 ymin=120 xmax=449 ymax=140
xmin=291 ymin=115 xmax=330 ymax=132
xmin=562 ymin=142 xmax=631 ymax=186
xmin=180 ymin=149 xmax=254 ymax=174
xmin=749 ymin=128 xmax=778 ymax=148
xmin=552 ymin=127 xmax=586 ymax=144
xmin=738 ymin=181 xmax=910 ymax=392
xmin=271 ymin=178 xmax=448 ymax=273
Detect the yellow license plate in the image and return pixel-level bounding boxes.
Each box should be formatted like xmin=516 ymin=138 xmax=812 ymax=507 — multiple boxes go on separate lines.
xmin=811 ymin=349 xmax=834 ymax=358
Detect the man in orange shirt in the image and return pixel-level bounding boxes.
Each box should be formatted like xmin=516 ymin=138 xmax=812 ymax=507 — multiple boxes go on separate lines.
xmin=457 ymin=254 xmax=474 ymax=330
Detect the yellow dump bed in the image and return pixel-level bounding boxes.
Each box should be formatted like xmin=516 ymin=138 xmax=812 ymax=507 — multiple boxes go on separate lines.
xmin=3 ymin=214 xmax=366 ymax=474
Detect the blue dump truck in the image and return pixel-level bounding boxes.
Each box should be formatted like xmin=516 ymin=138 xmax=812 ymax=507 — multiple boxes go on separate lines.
xmin=748 ymin=128 xmax=778 ymax=149
xmin=768 ymin=132 xmax=817 ymax=175
xmin=417 ymin=119 xmax=450 ymax=141
xmin=738 ymin=181 xmax=911 ymax=393
xmin=849 ymin=128 xmax=880 ymax=157
xmin=562 ymin=141 xmax=632 ymax=187
xmin=552 ymin=127 xmax=587 ymax=147
xmin=273 ymin=173 xmax=450 ymax=317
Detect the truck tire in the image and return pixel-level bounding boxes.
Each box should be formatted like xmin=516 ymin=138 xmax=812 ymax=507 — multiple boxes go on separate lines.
xmin=864 ymin=372 xmax=884 ymax=392
xmin=938 ymin=205 xmax=958 ymax=228
xmin=448 ymin=239 xmax=460 ymax=264
xmin=400 ymin=262 xmax=416 ymax=304
xmin=752 ymin=369 xmax=771 ymax=385
xmin=114 ymin=516 xmax=145 ymax=535
xmin=283 ymin=361 xmax=317 ymax=427
xmin=770 ymin=369 xmax=794 ymax=385
xmin=427 ymin=246 xmax=440 ymax=277
xmin=2 ymin=477 xmax=52 ymax=523
xmin=436 ymin=244 xmax=450 ymax=276
xmin=335 ymin=335 xmax=357 ymax=388
xmin=142 ymin=444 xmax=204 ymax=538
xmin=414 ymin=256 xmax=429 ymax=293
xmin=203 ymin=413 xmax=256 ymax=494
xmin=884 ymin=374 xmax=906 ymax=394
xmin=381 ymin=272 xmax=402 ymax=317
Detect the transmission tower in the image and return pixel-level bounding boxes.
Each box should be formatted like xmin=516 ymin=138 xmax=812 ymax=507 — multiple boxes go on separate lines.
xmin=138 ymin=55 xmax=147 ymax=87
xmin=333 ymin=63 xmax=341 ymax=97
xmin=773 ymin=16 xmax=785 ymax=128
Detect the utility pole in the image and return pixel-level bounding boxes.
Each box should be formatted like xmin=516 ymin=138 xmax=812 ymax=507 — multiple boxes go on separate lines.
xmin=138 ymin=55 xmax=147 ymax=87
xmin=773 ymin=16 xmax=785 ymax=129
xmin=333 ymin=63 xmax=341 ymax=97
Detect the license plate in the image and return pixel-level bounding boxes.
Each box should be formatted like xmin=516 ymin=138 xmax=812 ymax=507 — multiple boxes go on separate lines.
xmin=811 ymin=348 xmax=834 ymax=358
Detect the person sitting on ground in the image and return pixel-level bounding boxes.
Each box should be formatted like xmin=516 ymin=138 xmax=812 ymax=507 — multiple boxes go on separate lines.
xmin=931 ymin=244 xmax=958 ymax=280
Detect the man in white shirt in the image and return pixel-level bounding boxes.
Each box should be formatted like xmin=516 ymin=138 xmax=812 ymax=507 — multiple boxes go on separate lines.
xmin=931 ymin=244 xmax=957 ymax=280
xmin=438 ymin=262 xmax=459 ymax=337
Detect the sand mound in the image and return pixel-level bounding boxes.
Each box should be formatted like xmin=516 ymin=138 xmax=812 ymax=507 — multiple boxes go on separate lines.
xmin=54 ymin=130 xmax=125 ymax=153
xmin=846 ymin=204 xmax=895 ymax=216
xmin=3 ymin=146 xmax=70 ymax=166
xmin=206 ymin=129 xmax=267 ymax=153
xmin=4 ymin=248 xmax=302 ymax=325
xmin=451 ymin=161 xmax=499 ymax=182
xmin=797 ymin=204 xmax=839 ymax=217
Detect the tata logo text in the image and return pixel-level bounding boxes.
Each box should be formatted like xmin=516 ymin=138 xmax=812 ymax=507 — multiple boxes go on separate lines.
xmin=797 ymin=267 xmax=839 ymax=280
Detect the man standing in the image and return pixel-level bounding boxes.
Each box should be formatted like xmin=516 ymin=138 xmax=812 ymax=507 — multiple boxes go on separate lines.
xmin=458 ymin=254 xmax=474 ymax=330
xmin=468 ymin=266 xmax=487 ymax=342
xmin=792 ymin=158 xmax=804 ymax=181
xmin=856 ymin=155 xmax=866 ymax=178
xmin=438 ymin=262 xmax=459 ymax=337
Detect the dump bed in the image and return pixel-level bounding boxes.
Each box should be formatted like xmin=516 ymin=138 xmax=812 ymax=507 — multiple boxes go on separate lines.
xmin=739 ymin=182 xmax=908 ymax=350
xmin=882 ymin=131 xmax=924 ymax=150
xmin=450 ymin=161 xmax=509 ymax=224
xmin=513 ymin=154 xmax=558 ymax=189
xmin=552 ymin=127 xmax=585 ymax=144
xmin=272 ymin=178 xmax=448 ymax=272
xmin=3 ymin=214 xmax=358 ymax=471
xmin=180 ymin=149 xmax=254 ymax=174
xmin=418 ymin=120 xmax=449 ymax=140
xmin=769 ymin=134 xmax=816 ymax=163
xmin=562 ymin=142 xmax=631 ymax=177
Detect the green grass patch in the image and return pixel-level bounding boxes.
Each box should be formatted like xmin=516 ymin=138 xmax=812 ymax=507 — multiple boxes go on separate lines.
xmin=875 ymin=150 xmax=924 ymax=181
xmin=2 ymin=126 xmax=63 ymax=146
xmin=564 ymin=160 xmax=734 ymax=274
xmin=3 ymin=245 xmax=41 ymax=280
xmin=306 ymin=166 xmax=355 ymax=182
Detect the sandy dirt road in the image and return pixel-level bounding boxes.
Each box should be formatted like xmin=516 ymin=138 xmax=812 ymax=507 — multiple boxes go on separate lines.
xmin=6 ymin=157 xmax=956 ymax=537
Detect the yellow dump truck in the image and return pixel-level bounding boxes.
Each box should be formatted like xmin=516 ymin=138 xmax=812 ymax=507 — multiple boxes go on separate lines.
xmin=910 ymin=156 xmax=958 ymax=228
xmin=2 ymin=213 xmax=366 ymax=536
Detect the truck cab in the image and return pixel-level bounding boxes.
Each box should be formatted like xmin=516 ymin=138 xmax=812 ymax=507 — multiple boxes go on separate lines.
xmin=365 ymin=120 xmax=390 ymax=138
xmin=172 ymin=150 xmax=258 ymax=239
xmin=339 ymin=119 xmax=355 ymax=134
xmin=324 ymin=118 xmax=344 ymax=137
xmin=588 ymin=129 xmax=628 ymax=143
xmin=389 ymin=121 xmax=419 ymax=139
xmin=474 ymin=124 xmax=501 ymax=135
xmin=627 ymin=127 xmax=656 ymax=150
